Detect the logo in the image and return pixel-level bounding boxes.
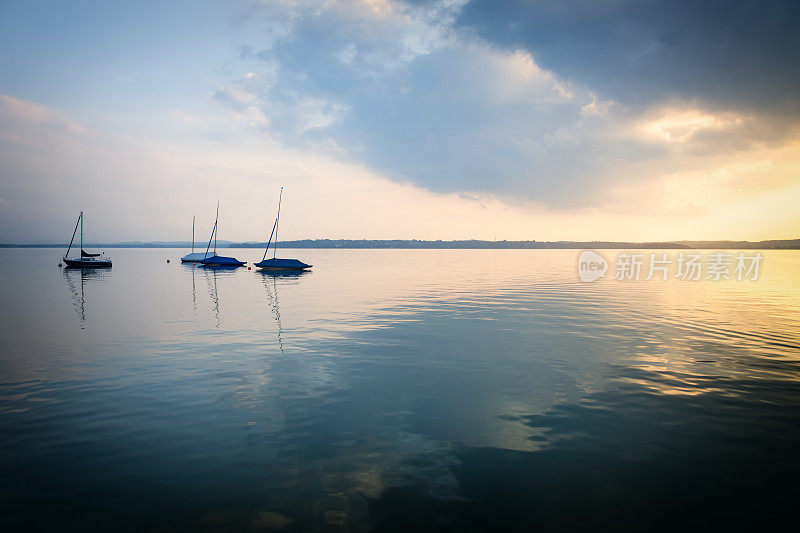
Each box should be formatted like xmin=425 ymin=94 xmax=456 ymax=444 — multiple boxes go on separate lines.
xmin=578 ymin=250 xmax=608 ymax=282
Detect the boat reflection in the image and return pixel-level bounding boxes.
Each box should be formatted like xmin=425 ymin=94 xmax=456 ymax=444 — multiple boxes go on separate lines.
xmin=182 ymin=262 xmax=253 ymax=327
xmin=62 ymin=267 xmax=109 ymax=329
xmin=202 ymin=267 xmax=222 ymax=328
xmin=181 ymin=263 xmax=198 ymax=315
xmin=258 ymin=269 xmax=310 ymax=353
xmin=258 ymin=270 xmax=311 ymax=279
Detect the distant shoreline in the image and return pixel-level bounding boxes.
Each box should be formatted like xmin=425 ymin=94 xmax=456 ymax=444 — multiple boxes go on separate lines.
xmin=3 ymin=239 xmax=799 ymax=250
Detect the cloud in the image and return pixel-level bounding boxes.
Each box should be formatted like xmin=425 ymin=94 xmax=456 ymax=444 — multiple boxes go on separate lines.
xmin=211 ymin=68 xmax=348 ymax=137
xmin=3 ymin=1 xmax=799 ymax=242
xmin=0 ymin=94 xmax=88 ymax=153
xmin=4 ymin=93 xmax=799 ymax=243
xmin=639 ymin=108 xmax=746 ymax=144
xmin=456 ymin=0 xmax=800 ymax=116
xmin=221 ymin=2 xmax=594 ymax=199
xmin=218 ymin=0 xmax=469 ymax=141
xmin=0 ymin=93 xmax=555 ymax=242
xmin=114 ymin=71 xmax=140 ymax=83
xmin=216 ymin=0 xmax=800 ymax=211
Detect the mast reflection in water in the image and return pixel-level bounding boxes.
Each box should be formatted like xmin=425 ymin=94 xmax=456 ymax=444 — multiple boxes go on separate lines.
xmin=62 ymin=267 xmax=109 ymax=329
xmin=259 ymin=269 xmax=311 ymax=354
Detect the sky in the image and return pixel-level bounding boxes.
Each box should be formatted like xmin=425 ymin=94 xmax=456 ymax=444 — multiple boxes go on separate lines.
xmin=1 ymin=0 xmax=799 ymax=243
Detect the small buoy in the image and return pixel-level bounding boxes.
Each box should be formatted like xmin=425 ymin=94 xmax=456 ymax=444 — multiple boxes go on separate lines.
xmin=166 ymin=259 xmax=170 ymax=263
xmin=58 ymin=263 xmax=62 ymax=267
xmin=248 ymin=266 xmax=251 ymax=270
xmin=192 ymin=263 xmax=196 ymax=266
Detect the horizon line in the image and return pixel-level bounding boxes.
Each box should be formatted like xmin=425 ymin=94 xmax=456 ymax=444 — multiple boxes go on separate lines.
xmin=2 ymin=237 xmax=799 ymax=250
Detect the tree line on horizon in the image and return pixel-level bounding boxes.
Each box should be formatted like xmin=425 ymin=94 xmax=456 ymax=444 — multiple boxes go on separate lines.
xmin=4 ymin=238 xmax=799 ymax=249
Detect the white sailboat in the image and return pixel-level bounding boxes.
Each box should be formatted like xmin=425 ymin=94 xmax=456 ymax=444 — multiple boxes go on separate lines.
xmin=181 ymin=215 xmax=208 ymax=262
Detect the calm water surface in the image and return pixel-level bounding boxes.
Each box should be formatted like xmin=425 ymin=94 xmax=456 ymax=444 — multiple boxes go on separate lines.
xmin=1 ymin=248 xmax=799 ymax=531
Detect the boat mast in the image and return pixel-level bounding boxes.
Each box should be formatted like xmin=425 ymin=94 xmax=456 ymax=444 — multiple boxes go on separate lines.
xmin=274 ymin=187 xmax=283 ymax=259
xmin=204 ymin=202 xmax=219 ymax=258
xmin=80 ymin=211 xmax=83 ymax=252
xmin=261 ymin=218 xmax=278 ymax=262
xmin=65 ymin=212 xmax=81 ymax=258
xmin=203 ymin=219 xmax=217 ymax=258
xmin=191 ymin=215 xmax=195 ymax=253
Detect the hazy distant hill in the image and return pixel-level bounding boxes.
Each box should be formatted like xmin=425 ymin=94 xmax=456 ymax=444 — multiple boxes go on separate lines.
xmin=0 ymin=240 xmax=237 ymax=248
xmin=230 ymin=239 xmax=800 ymax=249
xmin=3 ymin=239 xmax=799 ymax=249
xmin=230 ymin=239 xmax=692 ymax=249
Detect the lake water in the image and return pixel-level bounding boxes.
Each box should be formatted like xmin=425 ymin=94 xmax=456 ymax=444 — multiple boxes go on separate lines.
xmin=1 ymin=248 xmax=799 ymax=531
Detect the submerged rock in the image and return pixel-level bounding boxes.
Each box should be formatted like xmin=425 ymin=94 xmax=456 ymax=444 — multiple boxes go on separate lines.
xmin=324 ymin=510 xmax=348 ymax=526
xmin=250 ymin=510 xmax=294 ymax=530
xmin=315 ymin=492 xmax=351 ymax=514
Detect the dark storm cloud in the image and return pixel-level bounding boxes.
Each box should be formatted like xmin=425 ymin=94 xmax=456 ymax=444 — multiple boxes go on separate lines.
xmin=211 ymin=0 xmax=799 ymax=208
xmin=456 ymin=0 xmax=800 ymax=114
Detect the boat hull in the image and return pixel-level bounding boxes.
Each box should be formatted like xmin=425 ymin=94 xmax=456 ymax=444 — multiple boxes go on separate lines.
xmin=63 ymin=258 xmax=112 ymax=268
xmin=254 ymin=258 xmax=311 ymax=271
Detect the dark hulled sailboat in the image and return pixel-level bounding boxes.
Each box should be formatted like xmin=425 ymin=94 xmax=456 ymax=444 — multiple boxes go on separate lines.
xmin=198 ymin=202 xmax=246 ymax=267
xmin=62 ymin=212 xmax=112 ymax=268
xmin=254 ymin=188 xmax=312 ymax=271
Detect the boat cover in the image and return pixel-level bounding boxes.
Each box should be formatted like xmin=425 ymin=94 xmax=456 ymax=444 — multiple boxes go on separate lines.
xmin=255 ymin=258 xmax=311 ymax=270
xmin=199 ymin=255 xmax=246 ymax=266
xmin=181 ymin=252 xmax=210 ymax=262
xmin=81 ymin=249 xmax=101 ymax=257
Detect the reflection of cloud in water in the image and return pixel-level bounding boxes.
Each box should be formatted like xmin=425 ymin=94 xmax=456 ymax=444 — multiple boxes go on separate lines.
xmin=12 ymin=250 xmax=800 ymax=531
xmin=199 ymin=362 xmax=800 ymax=530
xmin=425 ymin=366 xmax=800 ymax=531
xmin=213 ymin=258 xmax=800 ymax=529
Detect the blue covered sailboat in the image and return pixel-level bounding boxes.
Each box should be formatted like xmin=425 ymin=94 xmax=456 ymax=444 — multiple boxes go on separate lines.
xmin=181 ymin=252 xmax=209 ymax=263
xmin=181 ymin=215 xmax=210 ymax=262
xmin=255 ymin=188 xmax=312 ymax=271
xmin=62 ymin=211 xmax=112 ymax=268
xmin=198 ymin=202 xmax=246 ymax=267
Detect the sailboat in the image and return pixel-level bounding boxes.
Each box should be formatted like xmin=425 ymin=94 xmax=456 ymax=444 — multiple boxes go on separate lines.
xmin=62 ymin=211 xmax=112 ymax=268
xmin=181 ymin=215 xmax=209 ymax=262
xmin=254 ymin=187 xmax=312 ymax=271
xmin=198 ymin=202 xmax=246 ymax=267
